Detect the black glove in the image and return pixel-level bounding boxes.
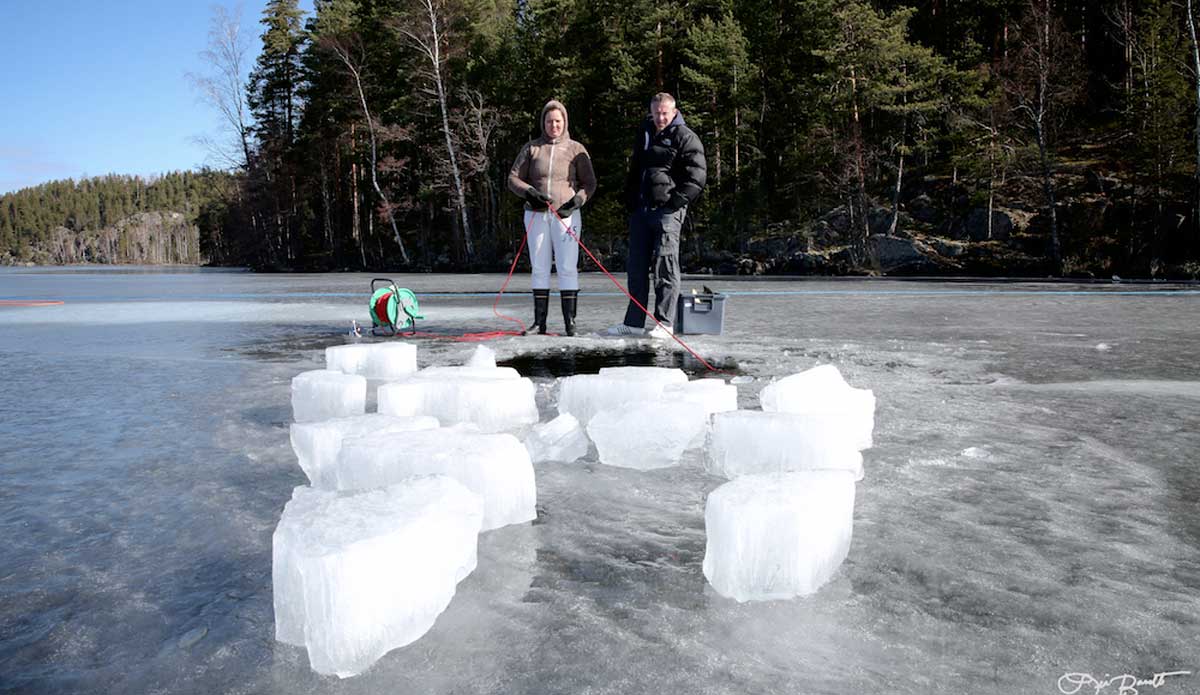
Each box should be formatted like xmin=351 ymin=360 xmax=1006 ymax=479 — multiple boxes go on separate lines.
xmin=663 ymin=192 xmax=688 ymax=213
xmin=556 ymin=193 xmax=583 ymax=219
xmin=525 ymin=187 xmax=552 ymax=209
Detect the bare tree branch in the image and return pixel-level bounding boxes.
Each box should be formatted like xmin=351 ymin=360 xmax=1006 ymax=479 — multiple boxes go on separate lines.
xmin=320 ymin=34 xmax=411 ymax=264
xmin=187 ymin=4 xmax=254 ymax=171
xmin=393 ymin=0 xmax=474 ymax=259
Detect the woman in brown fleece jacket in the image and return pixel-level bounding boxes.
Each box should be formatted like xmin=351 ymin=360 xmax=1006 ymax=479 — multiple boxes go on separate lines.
xmin=508 ymin=99 xmax=597 ymax=336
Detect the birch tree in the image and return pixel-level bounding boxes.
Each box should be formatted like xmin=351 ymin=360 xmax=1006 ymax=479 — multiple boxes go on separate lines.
xmin=395 ymin=0 xmax=474 ymax=260
xmin=189 ymin=5 xmax=255 ymax=171
xmin=452 ymin=88 xmax=500 ymax=255
xmin=1185 ymin=0 xmax=1200 ymax=229
xmin=1000 ymin=0 xmax=1084 ymax=272
xmin=319 ymin=33 xmax=411 ymax=264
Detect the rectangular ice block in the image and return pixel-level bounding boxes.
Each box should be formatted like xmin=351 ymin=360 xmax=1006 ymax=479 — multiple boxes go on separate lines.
xmin=272 ymin=477 xmax=483 ymax=677
xmin=291 ymin=370 xmax=367 ymax=423
xmin=703 ymin=471 xmax=855 ymax=601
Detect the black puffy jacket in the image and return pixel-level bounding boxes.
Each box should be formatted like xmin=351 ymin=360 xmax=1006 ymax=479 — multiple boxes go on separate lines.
xmin=624 ymin=112 xmax=707 ymax=211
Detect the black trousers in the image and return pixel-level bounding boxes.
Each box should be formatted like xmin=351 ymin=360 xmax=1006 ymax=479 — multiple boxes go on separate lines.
xmin=623 ymin=206 xmax=685 ymax=328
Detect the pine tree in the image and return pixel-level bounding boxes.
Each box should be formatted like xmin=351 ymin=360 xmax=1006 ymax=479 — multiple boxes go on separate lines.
xmin=814 ymin=1 xmax=971 ymax=257
xmin=249 ymin=0 xmax=305 ymax=148
xmin=247 ymin=0 xmax=308 ymax=266
xmin=681 ymin=11 xmax=753 ymax=249
xmin=1123 ymin=0 xmax=1192 ymax=272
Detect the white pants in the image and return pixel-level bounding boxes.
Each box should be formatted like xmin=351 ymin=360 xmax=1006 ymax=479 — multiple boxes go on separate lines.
xmin=525 ymin=209 xmax=581 ymax=290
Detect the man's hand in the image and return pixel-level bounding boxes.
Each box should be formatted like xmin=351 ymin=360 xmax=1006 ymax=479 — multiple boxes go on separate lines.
xmin=556 ymin=193 xmax=583 ymax=218
xmin=663 ymin=192 xmax=688 ymax=213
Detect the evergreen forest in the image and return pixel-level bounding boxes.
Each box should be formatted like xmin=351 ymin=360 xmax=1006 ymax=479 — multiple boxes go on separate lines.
xmin=4 ymin=0 xmax=1200 ymax=278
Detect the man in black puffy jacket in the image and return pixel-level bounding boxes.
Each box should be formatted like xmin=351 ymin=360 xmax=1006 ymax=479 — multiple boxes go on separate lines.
xmin=606 ymin=92 xmax=707 ymax=338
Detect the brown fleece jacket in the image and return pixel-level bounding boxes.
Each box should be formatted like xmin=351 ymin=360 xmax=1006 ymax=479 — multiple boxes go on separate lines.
xmin=508 ymin=100 xmax=597 ymax=210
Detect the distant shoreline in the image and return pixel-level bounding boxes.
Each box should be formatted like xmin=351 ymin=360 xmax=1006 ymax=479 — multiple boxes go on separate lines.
xmin=4 ymin=262 xmax=1199 ymax=286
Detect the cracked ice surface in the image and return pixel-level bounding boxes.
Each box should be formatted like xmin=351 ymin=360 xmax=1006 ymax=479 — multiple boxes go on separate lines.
xmin=1 ymin=267 xmax=1199 ymax=694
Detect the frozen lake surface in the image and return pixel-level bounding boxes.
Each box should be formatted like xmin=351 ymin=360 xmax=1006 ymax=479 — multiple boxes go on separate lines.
xmin=1 ymin=267 xmax=1198 ymax=694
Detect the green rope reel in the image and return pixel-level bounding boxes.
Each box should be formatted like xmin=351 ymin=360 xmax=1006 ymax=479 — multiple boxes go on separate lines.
xmin=369 ymin=279 xmax=423 ymax=334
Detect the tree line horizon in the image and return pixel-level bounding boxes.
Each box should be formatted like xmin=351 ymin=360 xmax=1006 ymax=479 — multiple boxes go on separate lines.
xmin=4 ymin=0 xmax=1200 ymax=276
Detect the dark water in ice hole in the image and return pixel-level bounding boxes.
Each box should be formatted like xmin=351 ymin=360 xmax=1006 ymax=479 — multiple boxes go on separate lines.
xmin=498 ymin=346 xmax=741 ymax=379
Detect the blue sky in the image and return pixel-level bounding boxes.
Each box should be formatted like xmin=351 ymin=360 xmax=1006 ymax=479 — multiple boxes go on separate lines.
xmin=0 ymin=1 xmax=314 ymax=195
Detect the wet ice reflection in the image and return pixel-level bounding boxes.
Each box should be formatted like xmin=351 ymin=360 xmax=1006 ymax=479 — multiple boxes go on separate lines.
xmin=1 ymin=269 xmax=1198 ymax=694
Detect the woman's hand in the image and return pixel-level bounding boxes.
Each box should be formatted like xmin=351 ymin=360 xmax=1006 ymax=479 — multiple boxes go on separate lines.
xmin=555 ymin=193 xmax=583 ymax=218
xmin=525 ymin=188 xmax=552 ymax=204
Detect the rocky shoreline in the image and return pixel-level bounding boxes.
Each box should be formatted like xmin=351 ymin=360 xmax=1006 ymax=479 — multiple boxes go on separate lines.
xmin=683 ymin=169 xmax=1200 ymax=281
xmin=7 ymin=171 xmax=1199 ymax=280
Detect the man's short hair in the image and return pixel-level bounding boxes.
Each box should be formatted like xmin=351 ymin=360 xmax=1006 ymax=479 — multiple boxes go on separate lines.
xmin=650 ymin=92 xmax=676 ymax=109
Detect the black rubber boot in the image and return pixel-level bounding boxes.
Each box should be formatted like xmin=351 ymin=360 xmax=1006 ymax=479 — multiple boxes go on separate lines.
xmin=561 ymin=290 xmax=578 ymax=336
xmin=531 ymin=289 xmax=550 ymax=335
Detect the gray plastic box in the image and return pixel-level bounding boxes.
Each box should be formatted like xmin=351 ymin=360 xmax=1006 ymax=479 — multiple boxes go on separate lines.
xmin=675 ymin=292 xmax=727 ymax=335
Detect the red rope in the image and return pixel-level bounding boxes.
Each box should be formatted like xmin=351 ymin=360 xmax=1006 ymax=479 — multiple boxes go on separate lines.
xmin=0 ymin=300 xmax=64 ymax=307
xmin=448 ymin=214 xmax=534 ymax=341
xmin=486 ymin=230 xmax=531 ymax=336
xmin=392 ymin=204 xmax=723 ymax=373
xmin=390 ymin=218 xmax=534 ymax=342
xmin=542 ymin=201 xmax=721 ymax=373
xmin=403 ymin=330 xmax=522 ymax=342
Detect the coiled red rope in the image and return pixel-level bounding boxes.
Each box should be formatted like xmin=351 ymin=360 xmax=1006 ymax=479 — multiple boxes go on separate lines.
xmin=0 ymin=300 xmax=64 ymax=307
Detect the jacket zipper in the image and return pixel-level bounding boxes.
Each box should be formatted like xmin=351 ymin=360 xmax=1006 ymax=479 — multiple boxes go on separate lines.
xmin=547 ymin=142 xmax=556 ymax=220
xmin=640 ymin=130 xmax=649 ymax=206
